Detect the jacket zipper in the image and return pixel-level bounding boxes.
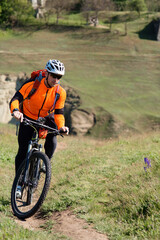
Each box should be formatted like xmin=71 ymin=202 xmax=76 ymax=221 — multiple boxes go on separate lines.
xmin=38 ymin=89 xmax=48 ymax=118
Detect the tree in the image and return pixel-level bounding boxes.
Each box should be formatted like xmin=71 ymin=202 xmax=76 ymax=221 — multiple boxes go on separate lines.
xmin=45 ymin=0 xmax=76 ymax=25
xmin=0 ymin=0 xmax=34 ymax=26
xmin=13 ymin=0 xmax=34 ymax=26
xmin=81 ymin=0 xmax=92 ymax=25
xmin=112 ymin=0 xmax=127 ymax=10
xmin=127 ymin=0 xmax=147 ymax=17
xmin=0 ymin=0 xmax=14 ymax=25
xmin=145 ymin=0 xmax=160 ymax=12
xmin=82 ymin=0 xmax=114 ymax=26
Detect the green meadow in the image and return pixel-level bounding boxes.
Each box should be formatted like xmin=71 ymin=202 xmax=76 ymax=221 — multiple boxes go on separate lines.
xmin=0 ymin=12 xmax=160 ymax=135
xmin=0 ymin=123 xmax=160 ymax=239
xmin=0 ymin=11 xmax=160 ymax=239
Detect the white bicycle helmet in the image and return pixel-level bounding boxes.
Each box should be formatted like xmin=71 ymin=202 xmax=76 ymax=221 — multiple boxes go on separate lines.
xmin=45 ymin=59 xmax=65 ymax=76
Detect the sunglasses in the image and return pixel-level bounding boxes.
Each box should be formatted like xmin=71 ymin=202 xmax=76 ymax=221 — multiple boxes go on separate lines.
xmin=50 ymin=73 xmax=62 ymax=80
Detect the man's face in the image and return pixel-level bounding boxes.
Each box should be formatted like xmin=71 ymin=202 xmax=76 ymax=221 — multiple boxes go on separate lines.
xmin=47 ymin=72 xmax=62 ymax=87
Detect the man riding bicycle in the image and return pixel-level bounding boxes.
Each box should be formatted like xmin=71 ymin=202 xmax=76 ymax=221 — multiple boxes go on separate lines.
xmin=9 ymin=59 xmax=69 ymax=197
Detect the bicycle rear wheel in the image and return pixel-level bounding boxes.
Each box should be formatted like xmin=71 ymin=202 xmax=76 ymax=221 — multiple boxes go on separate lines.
xmin=11 ymin=151 xmax=51 ymax=219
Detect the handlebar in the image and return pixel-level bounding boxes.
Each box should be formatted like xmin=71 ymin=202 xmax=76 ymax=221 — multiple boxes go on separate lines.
xmin=23 ymin=117 xmax=64 ymax=137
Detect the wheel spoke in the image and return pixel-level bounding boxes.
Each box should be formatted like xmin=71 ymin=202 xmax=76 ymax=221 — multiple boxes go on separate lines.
xmin=11 ymin=151 xmax=51 ymax=219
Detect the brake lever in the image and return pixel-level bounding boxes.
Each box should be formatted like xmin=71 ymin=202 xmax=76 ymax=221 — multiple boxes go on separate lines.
xmin=23 ymin=118 xmax=29 ymax=125
xmin=59 ymin=129 xmax=68 ymax=137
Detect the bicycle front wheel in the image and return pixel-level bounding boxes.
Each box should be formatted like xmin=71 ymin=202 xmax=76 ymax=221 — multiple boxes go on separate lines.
xmin=11 ymin=151 xmax=51 ymax=219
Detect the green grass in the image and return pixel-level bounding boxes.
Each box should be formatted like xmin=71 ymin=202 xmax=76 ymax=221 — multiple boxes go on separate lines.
xmin=0 ymin=12 xmax=160 ymax=136
xmin=1 ymin=10 xmax=160 ymax=240
xmin=0 ymin=123 xmax=160 ymax=239
xmin=46 ymin=133 xmax=160 ymax=240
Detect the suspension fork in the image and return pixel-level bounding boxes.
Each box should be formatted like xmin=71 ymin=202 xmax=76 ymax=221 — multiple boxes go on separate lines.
xmin=33 ymin=144 xmax=43 ymax=182
xmin=23 ymin=141 xmax=42 ymax=185
xmin=23 ymin=140 xmax=33 ymax=184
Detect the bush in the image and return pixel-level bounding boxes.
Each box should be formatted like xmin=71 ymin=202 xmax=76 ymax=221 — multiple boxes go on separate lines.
xmin=0 ymin=0 xmax=34 ymax=27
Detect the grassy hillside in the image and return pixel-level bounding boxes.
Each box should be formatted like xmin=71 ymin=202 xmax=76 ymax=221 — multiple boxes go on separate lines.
xmin=0 ymin=13 xmax=160 ymax=136
xmin=0 ymin=12 xmax=160 ymax=136
xmin=0 ymin=123 xmax=160 ymax=239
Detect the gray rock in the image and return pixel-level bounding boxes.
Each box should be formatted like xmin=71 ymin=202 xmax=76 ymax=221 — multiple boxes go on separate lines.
xmin=0 ymin=73 xmax=28 ymax=123
xmin=70 ymin=109 xmax=95 ymax=135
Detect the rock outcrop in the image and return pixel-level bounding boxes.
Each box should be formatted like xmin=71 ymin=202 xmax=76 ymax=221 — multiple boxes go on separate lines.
xmin=63 ymin=86 xmax=95 ymax=135
xmin=70 ymin=109 xmax=95 ymax=135
xmin=0 ymin=73 xmax=28 ymax=123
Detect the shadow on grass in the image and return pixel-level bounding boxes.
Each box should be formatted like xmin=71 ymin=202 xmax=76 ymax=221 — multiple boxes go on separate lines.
xmin=137 ymin=20 xmax=158 ymax=41
xmin=9 ymin=23 xmax=115 ymax=41
xmin=10 ymin=23 xmax=84 ymax=35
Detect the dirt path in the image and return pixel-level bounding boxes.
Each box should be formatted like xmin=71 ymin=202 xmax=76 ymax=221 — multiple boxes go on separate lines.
xmin=14 ymin=143 xmax=108 ymax=239
xmin=14 ymin=210 xmax=108 ymax=240
xmin=52 ymin=210 xmax=108 ymax=240
xmin=14 ymin=214 xmax=44 ymax=231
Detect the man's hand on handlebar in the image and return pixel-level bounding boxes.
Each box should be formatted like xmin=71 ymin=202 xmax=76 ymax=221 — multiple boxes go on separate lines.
xmin=12 ymin=110 xmax=24 ymax=122
xmin=12 ymin=113 xmax=69 ymax=135
xmin=59 ymin=126 xmax=69 ymax=135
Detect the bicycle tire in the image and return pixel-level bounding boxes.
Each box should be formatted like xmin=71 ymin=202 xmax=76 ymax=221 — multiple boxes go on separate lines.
xmin=11 ymin=151 xmax=51 ymax=219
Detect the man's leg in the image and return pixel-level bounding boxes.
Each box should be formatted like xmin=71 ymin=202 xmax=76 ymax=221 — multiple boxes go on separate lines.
xmin=44 ymin=134 xmax=57 ymax=160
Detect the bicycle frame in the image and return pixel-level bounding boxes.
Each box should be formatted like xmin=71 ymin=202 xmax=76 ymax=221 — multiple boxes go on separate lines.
xmin=22 ymin=117 xmax=61 ymax=187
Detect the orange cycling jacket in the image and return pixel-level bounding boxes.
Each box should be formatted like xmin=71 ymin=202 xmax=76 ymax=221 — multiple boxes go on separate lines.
xmin=9 ymin=78 xmax=66 ymax=129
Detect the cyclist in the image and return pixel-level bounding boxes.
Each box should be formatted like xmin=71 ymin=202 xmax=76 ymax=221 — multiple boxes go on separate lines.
xmin=9 ymin=59 xmax=69 ymax=197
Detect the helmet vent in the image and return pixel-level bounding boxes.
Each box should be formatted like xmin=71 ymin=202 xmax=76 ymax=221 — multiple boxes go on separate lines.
xmin=45 ymin=59 xmax=65 ymax=75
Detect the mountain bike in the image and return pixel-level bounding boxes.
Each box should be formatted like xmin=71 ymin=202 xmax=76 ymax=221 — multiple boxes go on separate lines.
xmin=11 ymin=117 xmax=63 ymax=219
